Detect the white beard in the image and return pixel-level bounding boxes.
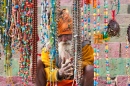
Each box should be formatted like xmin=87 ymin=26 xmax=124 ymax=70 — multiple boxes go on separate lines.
xmin=58 ymin=41 xmax=72 ymax=65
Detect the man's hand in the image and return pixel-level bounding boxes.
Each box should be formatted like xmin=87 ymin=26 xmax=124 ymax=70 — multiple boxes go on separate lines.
xmin=58 ymin=59 xmax=73 ymax=80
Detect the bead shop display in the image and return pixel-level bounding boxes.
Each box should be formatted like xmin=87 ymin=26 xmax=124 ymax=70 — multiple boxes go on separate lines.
xmin=7 ymin=0 xmax=34 ymax=85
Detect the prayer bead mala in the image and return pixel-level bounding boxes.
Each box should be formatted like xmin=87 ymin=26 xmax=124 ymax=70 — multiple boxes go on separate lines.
xmin=32 ymin=0 xmax=37 ymax=83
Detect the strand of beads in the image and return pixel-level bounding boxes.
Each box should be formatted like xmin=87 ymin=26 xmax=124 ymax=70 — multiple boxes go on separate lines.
xmin=72 ymin=0 xmax=82 ymax=85
xmin=32 ymin=0 xmax=37 ymax=83
xmin=97 ymin=0 xmax=100 ymax=32
xmin=87 ymin=3 xmax=91 ymax=40
xmin=0 ymin=0 xmax=14 ymax=85
xmin=72 ymin=0 xmax=76 ymax=85
xmin=16 ymin=0 xmax=33 ymax=85
xmin=78 ymin=0 xmax=82 ymax=85
xmin=55 ymin=0 xmax=60 ymax=70
xmin=49 ymin=0 xmax=57 ymax=85
xmin=81 ymin=4 xmax=84 ymax=42
xmin=104 ymin=0 xmax=111 ymax=85
xmin=40 ymin=0 xmax=49 ymax=44
xmin=73 ymin=0 xmax=78 ymax=85
xmin=95 ymin=0 xmax=101 ymax=85
xmin=125 ymin=35 xmax=130 ymax=84
xmin=83 ymin=4 xmax=87 ymax=41
xmin=93 ymin=0 xmax=100 ymax=86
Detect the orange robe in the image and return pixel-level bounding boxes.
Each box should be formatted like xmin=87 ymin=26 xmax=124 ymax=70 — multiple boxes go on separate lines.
xmin=41 ymin=44 xmax=94 ymax=86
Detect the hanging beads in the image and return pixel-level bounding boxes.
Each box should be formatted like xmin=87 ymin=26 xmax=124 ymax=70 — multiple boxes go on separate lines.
xmin=49 ymin=0 xmax=57 ymax=85
xmin=40 ymin=0 xmax=49 ymax=44
xmin=11 ymin=0 xmax=34 ymax=85
xmin=83 ymin=4 xmax=87 ymax=41
xmin=93 ymin=1 xmax=97 ymax=35
xmin=87 ymin=4 xmax=91 ymax=40
xmin=81 ymin=5 xmax=84 ymax=42
xmin=97 ymin=0 xmax=100 ymax=32
xmin=32 ymin=0 xmax=37 ymax=83
xmin=93 ymin=0 xmax=101 ymax=86
xmin=104 ymin=0 xmax=111 ymax=85
xmin=73 ymin=0 xmax=82 ymax=85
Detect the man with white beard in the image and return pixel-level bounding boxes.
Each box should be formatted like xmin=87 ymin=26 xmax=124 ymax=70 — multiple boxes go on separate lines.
xmin=36 ymin=9 xmax=94 ymax=86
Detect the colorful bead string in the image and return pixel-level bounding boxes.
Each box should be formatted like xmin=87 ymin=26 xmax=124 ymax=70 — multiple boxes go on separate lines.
xmin=87 ymin=4 xmax=91 ymax=40
xmin=97 ymin=0 xmax=100 ymax=32
xmin=104 ymin=0 xmax=111 ymax=85
xmin=93 ymin=0 xmax=101 ymax=86
xmin=49 ymin=0 xmax=57 ymax=85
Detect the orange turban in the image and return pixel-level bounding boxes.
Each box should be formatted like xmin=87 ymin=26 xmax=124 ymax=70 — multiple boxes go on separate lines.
xmin=58 ymin=9 xmax=73 ymax=36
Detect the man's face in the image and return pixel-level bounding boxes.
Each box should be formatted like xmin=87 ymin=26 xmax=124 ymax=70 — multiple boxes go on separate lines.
xmin=58 ymin=34 xmax=72 ymax=64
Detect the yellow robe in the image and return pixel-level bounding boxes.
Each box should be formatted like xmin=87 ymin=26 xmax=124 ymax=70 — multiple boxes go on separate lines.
xmin=41 ymin=44 xmax=94 ymax=85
